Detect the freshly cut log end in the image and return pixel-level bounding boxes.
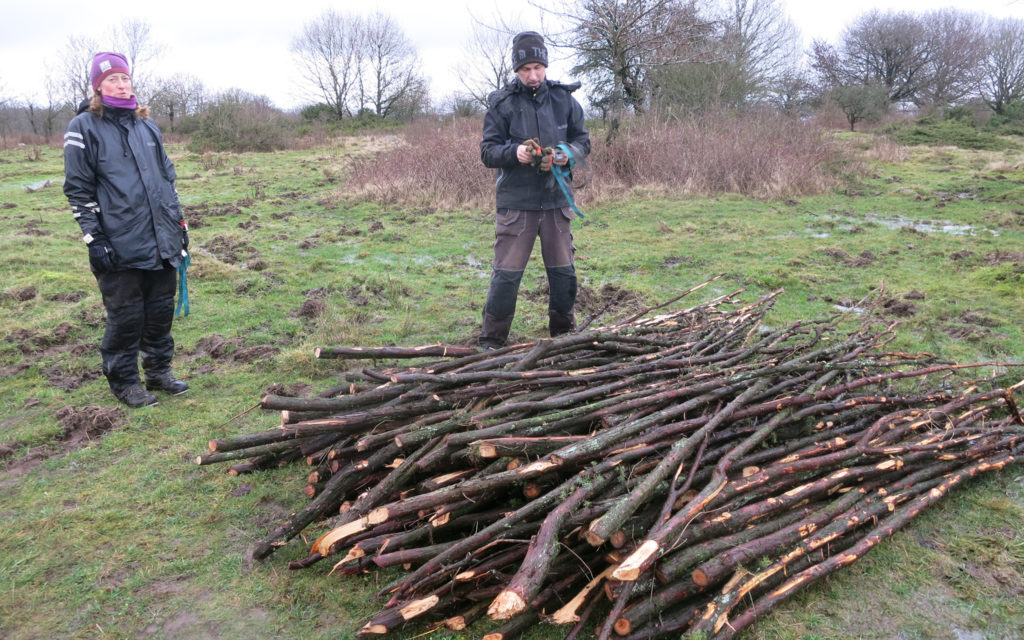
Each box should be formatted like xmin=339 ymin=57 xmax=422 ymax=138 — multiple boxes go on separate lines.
xmin=311 ymin=518 xmax=368 ymax=556
xmin=584 ymin=520 xmax=607 ymax=547
xmin=400 ymin=594 xmax=440 ymax=620
xmin=487 ymin=590 xmax=527 ymax=620
xmin=445 ymin=616 xmax=467 ymax=631
xmin=692 ymin=568 xmax=710 ymax=587
xmin=358 ymin=624 xmax=389 ymax=635
xmin=614 ymin=618 xmax=632 ymax=636
xmin=613 ymin=539 xmax=660 ymax=582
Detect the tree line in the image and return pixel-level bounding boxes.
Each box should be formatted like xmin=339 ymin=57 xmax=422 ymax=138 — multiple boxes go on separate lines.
xmin=1 ymin=0 xmax=1023 ymax=147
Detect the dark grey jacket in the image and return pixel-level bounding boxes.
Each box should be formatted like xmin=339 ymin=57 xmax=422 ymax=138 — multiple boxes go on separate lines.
xmin=63 ymin=104 xmax=184 ymax=270
xmin=480 ymin=78 xmax=590 ymax=211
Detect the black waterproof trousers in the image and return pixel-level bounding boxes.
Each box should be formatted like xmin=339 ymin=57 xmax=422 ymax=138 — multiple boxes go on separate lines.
xmin=480 ymin=207 xmax=577 ymax=348
xmin=94 ymin=268 xmax=177 ymax=394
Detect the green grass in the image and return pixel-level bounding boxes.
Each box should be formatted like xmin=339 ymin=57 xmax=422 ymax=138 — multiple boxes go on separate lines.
xmin=0 ymin=134 xmax=1022 ymax=640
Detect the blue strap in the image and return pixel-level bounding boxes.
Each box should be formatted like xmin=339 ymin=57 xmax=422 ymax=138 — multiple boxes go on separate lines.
xmin=552 ymin=144 xmax=584 ymax=219
xmin=175 ymin=252 xmax=190 ymax=317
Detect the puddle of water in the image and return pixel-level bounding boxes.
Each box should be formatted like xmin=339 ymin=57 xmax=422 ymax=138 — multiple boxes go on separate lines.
xmin=862 ymin=214 xmax=990 ymax=236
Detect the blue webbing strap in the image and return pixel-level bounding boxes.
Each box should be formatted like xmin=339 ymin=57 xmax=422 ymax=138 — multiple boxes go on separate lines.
xmin=552 ymin=144 xmax=584 ymax=220
xmin=175 ymin=252 xmax=190 ymax=317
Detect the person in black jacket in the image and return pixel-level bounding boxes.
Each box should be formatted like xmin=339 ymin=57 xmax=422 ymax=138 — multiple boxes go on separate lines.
xmin=478 ymin=31 xmax=590 ymax=350
xmin=63 ymin=52 xmax=189 ymax=408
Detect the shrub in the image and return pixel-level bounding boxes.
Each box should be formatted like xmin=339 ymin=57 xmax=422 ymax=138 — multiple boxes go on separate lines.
xmin=344 ymin=117 xmax=493 ymax=211
xmin=343 ymin=110 xmax=848 ymax=209
xmin=591 ymin=110 xmax=845 ymax=198
xmin=985 ymin=100 xmax=1024 ymax=137
xmin=885 ymin=118 xmax=1017 ymax=151
xmin=188 ymin=90 xmax=295 ymax=153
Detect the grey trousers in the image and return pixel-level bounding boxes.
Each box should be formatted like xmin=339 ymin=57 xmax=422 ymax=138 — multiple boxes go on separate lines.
xmin=480 ymin=207 xmax=578 ymax=347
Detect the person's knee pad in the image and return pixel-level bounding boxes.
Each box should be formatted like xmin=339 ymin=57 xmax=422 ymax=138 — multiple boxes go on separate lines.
xmin=484 ymin=269 xmax=524 ymax=318
xmin=546 ymin=266 xmax=577 ymax=313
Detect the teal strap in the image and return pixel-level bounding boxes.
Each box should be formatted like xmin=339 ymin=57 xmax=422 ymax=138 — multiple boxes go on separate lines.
xmin=552 ymin=144 xmax=584 ymax=219
xmin=175 ymin=252 xmax=190 ymax=317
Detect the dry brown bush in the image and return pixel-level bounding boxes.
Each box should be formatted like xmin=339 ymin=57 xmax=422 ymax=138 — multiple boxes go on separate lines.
xmin=593 ymin=110 xmax=844 ymax=198
xmin=345 ymin=110 xmax=848 ymax=210
xmin=345 ymin=118 xmax=494 ymax=211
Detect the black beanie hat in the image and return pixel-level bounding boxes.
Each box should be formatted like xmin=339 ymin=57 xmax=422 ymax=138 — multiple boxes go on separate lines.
xmin=512 ymin=31 xmax=548 ymax=71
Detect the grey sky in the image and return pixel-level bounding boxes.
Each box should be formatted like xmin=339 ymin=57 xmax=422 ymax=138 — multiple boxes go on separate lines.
xmin=0 ymin=0 xmax=1020 ymax=110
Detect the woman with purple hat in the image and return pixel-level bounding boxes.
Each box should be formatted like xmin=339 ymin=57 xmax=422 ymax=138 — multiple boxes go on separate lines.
xmin=63 ymin=52 xmax=189 ymax=408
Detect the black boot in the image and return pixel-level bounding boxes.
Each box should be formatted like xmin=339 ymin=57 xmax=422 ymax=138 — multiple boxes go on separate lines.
xmin=115 ymin=383 xmax=159 ymax=408
xmin=146 ymin=373 xmax=189 ymax=395
xmin=479 ymin=312 xmax=514 ymax=350
xmin=549 ymin=310 xmax=576 ymax=337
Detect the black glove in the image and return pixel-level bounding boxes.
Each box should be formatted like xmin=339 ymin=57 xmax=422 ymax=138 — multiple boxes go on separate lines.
xmin=88 ymin=239 xmax=116 ymax=274
xmin=182 ymin=228 xmax=190 ymax=250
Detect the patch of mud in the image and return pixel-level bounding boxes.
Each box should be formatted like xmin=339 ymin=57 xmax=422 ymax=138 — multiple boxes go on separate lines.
xmin=949 ymin=250 xmax=975 ymax=261
xmin=297 ymin=297 xmax=328 ymax=319
xmin=182 ymin=202 xmax=244 ymax=229
xmin=45 ymin=290 xmax=88 ymax=303
xmin=904 ymin=290 xmax=926 ymax=300
xmin=193 ymin=334 xmax=243 ymax=359
xmin=984 ymin=251 xmax=1024 ymax=265
xmin=19 ymin=221 xmax=50 ymax=236
xmin=877 ymin=296 xmax=918 ymax=318
xmin=296 ymin=288 xmax=330 ymax=318
xmin=6 ymin=286 xmax=37 ymax=302
xmin=5 ymin=322 xmax=79 ymax=354
xmin=264 ymin=382 xmax=313 ymax=397
xmin=232 ymin=345 xmax=279 ymax=363
xmin=191 ymin=333 xmax=280 ymax=363
xmin=0 ymin=445 xmax=57 ymax=484
xmin=944 ymin=325 xmax=993 ymax=342
xmin=203 ymin=235 xmax=257 ymax=264
xmin=958 ymin=310 xmax=1000 ymax=327
xmin=55 ymin=405 xmax=126 ymax=449
xmin=42 ymin=364 xmax=102 ymax=391
xmin=820 ymin=248 xmax=875 ymax=267
xmin=575 ymin=283 xmax=646 ymax=321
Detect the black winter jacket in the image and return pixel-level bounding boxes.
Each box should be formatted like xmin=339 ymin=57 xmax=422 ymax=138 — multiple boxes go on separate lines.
xmin=480 ymin=78 xmax=590 ymax=211
xmin=63 ymin=103 xmax=184 ymax=270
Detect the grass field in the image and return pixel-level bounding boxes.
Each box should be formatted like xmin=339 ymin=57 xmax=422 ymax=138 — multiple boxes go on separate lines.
xmin=0 ymin=131 xmax=1022 ymax=640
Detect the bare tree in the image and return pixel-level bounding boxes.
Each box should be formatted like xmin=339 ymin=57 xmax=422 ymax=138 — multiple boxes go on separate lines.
xmin=150 ymin=74 xmax=206 ymax=131
xmin=543 ymin=0 xmax=711 ymax=134
xmin=359 ymin=11 xmax=425 ymax=118
xmin=291 ymin=10 xmax=363 ymax=119
xmin=457 ymin=16 xmax=522 ymax=108
xmin=980 ymin=17 xmax=1024 ymax=114
xmin=916 ymin=9 xmax=986 ymax=110
xmin=811 ymin=10 xmax=929 ymax=105
xmin=111 ymin=19 xmax=164 ymax=99
xmin=715 ymin=0 xmax=800 ymax=101
xmin=58 ymin=34 xmax=100 ymax=107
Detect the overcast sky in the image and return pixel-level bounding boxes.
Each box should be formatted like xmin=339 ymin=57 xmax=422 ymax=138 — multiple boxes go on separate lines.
xmin=1 ymin=0 xmax=1021 ymax=111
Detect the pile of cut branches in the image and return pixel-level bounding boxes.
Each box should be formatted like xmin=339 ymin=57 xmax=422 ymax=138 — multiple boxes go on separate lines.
xmin=200 ymin=284 xmax=1024 ymax=639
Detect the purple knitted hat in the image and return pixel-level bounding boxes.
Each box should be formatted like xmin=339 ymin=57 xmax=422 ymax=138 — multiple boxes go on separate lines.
xmin=90 ymin=52 xmax=131 ymax=91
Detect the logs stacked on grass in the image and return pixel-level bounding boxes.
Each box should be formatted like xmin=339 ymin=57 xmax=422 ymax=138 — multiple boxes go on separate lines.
xmin=199 ymin=285 xmax=1024 ymax=639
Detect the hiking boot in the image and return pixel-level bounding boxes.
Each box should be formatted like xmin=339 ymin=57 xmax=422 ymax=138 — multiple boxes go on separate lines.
xmin=146 ymin=374 xmax=189 ymax=395
xmin=115 ymin=384 xmax=159 ymax=408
